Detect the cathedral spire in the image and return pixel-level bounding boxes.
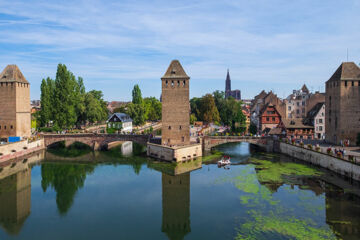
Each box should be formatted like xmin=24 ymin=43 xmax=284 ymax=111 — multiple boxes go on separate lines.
xmin=225 ymin=69 xmax=231 ymax=94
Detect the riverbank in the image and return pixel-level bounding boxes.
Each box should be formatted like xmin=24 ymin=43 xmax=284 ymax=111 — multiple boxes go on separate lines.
xmin=275 ymin=140 xmax=360 ymax=181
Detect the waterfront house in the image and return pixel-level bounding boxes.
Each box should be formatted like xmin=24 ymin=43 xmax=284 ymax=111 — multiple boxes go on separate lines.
xmin=304 ymin=102 xmax=325 ymax=139
xmin=278 ymin=118 xmax=314 ymax=139
xmin=259 ymin=103 xmax=282 ymax=133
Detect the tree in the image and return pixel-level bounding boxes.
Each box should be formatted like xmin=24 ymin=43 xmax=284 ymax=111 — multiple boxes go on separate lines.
xmin=40 ymin=78 xmax=51 ymax=127
xmin=190 ymin=97 xmax=201 ymax=120
xmin=144 ymin=97 xmax=162 ymax=121
xmin=53 ymin=64 xmax=77 ymax=129
xmin=190 ymin=113 xmax=197 ymax=124
xmin=132 ymin=84 xmax=143 ymax=104
xmin=84 ymin=91 xmax=107 ymax=123
xmin=127 ymin=103 xmax=146 ymax=126
xmin=199 ymin=94 xmax=220 ymax=124
xmin=249 ymin=123 xmax=257 ymax=135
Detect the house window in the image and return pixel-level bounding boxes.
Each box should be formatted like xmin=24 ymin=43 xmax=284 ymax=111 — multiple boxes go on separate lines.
xmin=319 ymin=119 xmax=323 ymax=123
xmin=319 ymin=126 xmax=323 ymax=131
xmin=4 ymin=126 xmax=6 ymax=129
xmin=266 ymin=117 xmax=269 ymax=121
xmin=345 ymin=81 xmax=348 ymax=87
xmin=296 ymin=110 xmax=300 ymax=114
xmin=288 ymin=106 xmax=291 ymax=110
xmin=352 ymin=81 xmax=354 ymax=86
xmin=272 ymin=117 xmax=275 ymax=121
xmin=168 ymin=126 xmax=171 ymax=130
xmin=302 ymin=101 xmax=305 ymax=106
xmin=182 ymin=136 xmax=185 ymax=142
xmin=297 ymin=102 xmax=300 ymax=106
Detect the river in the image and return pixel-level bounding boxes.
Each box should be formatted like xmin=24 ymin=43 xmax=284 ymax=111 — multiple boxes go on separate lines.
xmin=0 ymin=142 xmax=359 ymax=240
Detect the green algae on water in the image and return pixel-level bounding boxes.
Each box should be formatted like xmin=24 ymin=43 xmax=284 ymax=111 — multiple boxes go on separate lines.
xmin=235 ymin=211 xmax=337 ymax=240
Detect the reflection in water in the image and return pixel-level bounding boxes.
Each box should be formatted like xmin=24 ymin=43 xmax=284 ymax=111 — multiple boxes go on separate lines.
xmin=0 ymin=169 xmax=31 ymax=235
xmin=162 ymin=173 xmax=191 ymax=240
xmin=41 ymin=163 xmax=95 ymax=215
xmin=0 ymin=151 xmax=43 ymax=235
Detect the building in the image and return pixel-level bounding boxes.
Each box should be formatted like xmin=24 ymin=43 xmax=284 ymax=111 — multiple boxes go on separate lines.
xmin=259 ymin=104 xmax=282 ymax=133
xmin=107 ymin=113 xmax=132 ymax=133
xmin=242 ymin=106 xmax=250 ymax=133
xmin=278 ymin=118 xmax=314 ymax=139
xmin=147 ymin=60 xmax=202 ymax=162
xmin=305 ymin=91 xmax=325 ymax=115
xmin=284 ymin=84 xmax=311 ymax=119
xmin=161 ymin=60 xmax=190 ymax=146
xmin=225 ymin=69 xmax=241 ymax=100
xmin=250 ymin=90 xmax=286 ymax=133
xmin=325 ymin=62 xmax=360 ymax=145
xmin=304 ymin=102 xmax=325 ymax=139
xmin=0 ymin=65 xmax=31 ymax=141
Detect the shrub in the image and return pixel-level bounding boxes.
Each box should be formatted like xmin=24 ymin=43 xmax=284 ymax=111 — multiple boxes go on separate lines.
xmin=307 ymin=144 xmax=313 ymax=150
xmin=327 ymin=148 xmax=332 ymax=155
xmin=349 ymin=155 xmax=355 ymax=162
xmin=300 ymin=142 xmax=304 ymax=147
xmin=315 ymin=146 xmax=321 ymax=152
xmin=291 ymin=139 xmax=295 ymax=145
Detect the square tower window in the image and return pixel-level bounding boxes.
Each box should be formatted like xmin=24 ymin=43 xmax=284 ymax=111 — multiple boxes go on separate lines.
xmin=183 ymin=80 xmax=186 ymax=86
xmin=171 ymin=81 xmax=174 ymax=87
xmin=177 ymin=80 xmax=180 ymax=86
xmin=166 ymin=80 xmax=168 ymax=86
xmin=10 ymin=125 xmax=13 ymax=129
xmin=179 ymin=125 xmax=182 ymax=130
xmin=168 ymin=126 xmax=171 ymax=130
xmin=182 ymin=136 xmax=185 ymax=142
xmin=4 ymin=126 xmax=6 ymax=129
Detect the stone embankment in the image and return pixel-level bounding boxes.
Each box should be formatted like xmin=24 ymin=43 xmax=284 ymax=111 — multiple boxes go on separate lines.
xmin=0 ymin=139 xmax=45 ymax=164
xmin=274 ymin=140 xmax=360 ymax=181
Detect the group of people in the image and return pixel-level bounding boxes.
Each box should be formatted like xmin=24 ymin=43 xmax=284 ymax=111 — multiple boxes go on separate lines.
xmin=334 ymin=148 xmax=346 ymax=157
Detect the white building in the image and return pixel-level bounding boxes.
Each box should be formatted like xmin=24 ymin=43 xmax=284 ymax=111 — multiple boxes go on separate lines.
xmin=304 ymin=102 xmax=325 ymax=139
xmin=107 ymin=113 xmax=132 ymax=133
xmin=285 ymin=84 xmax=311 ymax=119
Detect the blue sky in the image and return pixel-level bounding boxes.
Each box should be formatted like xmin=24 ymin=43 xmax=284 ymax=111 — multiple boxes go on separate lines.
xmin=0 ymin=0 xmax=359 ymax=101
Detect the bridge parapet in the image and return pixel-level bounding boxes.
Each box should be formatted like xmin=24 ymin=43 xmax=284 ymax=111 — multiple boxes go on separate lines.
xmin=202 ymin=136 xmax=269 ymax=151
xmin=42 ymin=133 xmax=150 ymax=150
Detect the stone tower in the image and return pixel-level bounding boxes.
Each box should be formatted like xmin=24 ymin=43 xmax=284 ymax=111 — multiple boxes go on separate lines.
xmin=0 ymin=65 xmax=31 ymax=140
xmin=325 ymin=62 xmax=360 ymax=145
xmin=225 ymin=69 xmax=231 ymax=98
xmin=161 ymin=60 xmax=190 ymax=146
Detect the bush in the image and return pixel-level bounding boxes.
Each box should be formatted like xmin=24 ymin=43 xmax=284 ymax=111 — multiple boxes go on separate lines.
xmin=300 ymin=142 xmax=304 ymax=147
xmin=315 ymin=146 xmax=321 ymax=152
xmin=349 ymin=155 xmax=355 ymax=162
xmin=106 ymin=128 xmax=116 ymax=134
xmin=307 ymin=144 xmax=313 ymax=150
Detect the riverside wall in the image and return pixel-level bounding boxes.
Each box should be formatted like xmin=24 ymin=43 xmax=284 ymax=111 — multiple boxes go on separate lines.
xmin=0 ymin=139 xmax=45 ymax=164
xmin=275 ymin=141 xmax=360 ymax=181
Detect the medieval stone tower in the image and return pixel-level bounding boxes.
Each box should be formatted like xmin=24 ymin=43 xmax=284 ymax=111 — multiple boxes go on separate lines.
xmin=0 ymin=65 xmax=31 ymax=140
xmin=161 ymin=60 xmax=190 ymax=146
xmin=325 ymin=62 xmax=360 ymax=145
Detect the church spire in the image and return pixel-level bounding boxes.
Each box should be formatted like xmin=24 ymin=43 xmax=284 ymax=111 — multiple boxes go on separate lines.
xmin=225 ymin=69 xmax=231 ymax=94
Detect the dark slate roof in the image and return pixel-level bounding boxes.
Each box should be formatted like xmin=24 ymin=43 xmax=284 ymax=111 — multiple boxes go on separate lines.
xmin=107 ymin=113 xmax=132 ymax=123
xmin=327 ymin=62 xmax=360 ymax=82
xmin=161 ymin=60 xmax=190 ymax=79
xmin=282 ymin=118 xmax=314 ymax=129
xmin=0 ymin=65 xmax=29 ymax=83
xmin=303 ymin=102 xmax=324 ymax=125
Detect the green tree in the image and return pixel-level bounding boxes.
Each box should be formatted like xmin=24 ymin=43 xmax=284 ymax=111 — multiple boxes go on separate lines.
xmin=127 ymin=103 xmax=146 ymax=126
xmin=190 ymin=113 xmax=197 ymax=124
xmin=85 ymin=90 xmax=108 ymax=123
xmin=199 ymin=94 xmax=220 ymax=124
xmin=40 ymin=78 xmax=51 ymax=127
xmin=144 ymin=97 xmax=162 ymax=121
xmin=249 ymin=123 xmax=257 ymax=135
xmin=190 ymin=97 xmax=201 ymax=120
xmin=53 ymin=64 xmax=78 ymax=129
xmin=132 ymin=84 xmax=143 ymax=104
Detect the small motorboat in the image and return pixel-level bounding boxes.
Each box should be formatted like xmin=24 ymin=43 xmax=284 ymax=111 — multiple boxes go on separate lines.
xmin=217 ymin=156 xmax=231 ymax=166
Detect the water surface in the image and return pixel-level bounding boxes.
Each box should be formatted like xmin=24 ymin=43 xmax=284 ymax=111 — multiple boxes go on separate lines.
xmin=0 ymin=142 xmax=359 ymax=240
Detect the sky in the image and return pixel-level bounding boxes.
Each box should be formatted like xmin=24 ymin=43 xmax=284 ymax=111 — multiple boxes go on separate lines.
xmin=0 ymin=0 xmax=359 ymax=101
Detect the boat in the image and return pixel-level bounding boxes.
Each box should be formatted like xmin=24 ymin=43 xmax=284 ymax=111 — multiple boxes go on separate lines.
xmin=217 ymin=156 xmax=231 ymax=166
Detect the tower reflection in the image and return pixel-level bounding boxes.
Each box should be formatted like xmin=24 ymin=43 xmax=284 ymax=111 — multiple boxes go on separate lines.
xmin=0 ymin=151 xmax=43 ymax=235
xmin=149 ymin=159 xmax=202 ymax=240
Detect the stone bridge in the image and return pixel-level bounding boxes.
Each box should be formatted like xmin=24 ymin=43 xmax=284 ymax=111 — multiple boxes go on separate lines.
xmin=202 ymin=136 xmax=272 ymax=151
xmin=43 ymin=133 xmax=150 ymax=150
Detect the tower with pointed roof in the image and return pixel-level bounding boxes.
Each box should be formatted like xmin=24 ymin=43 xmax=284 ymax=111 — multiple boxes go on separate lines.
xmin=0 ymin=65 xmax=31 ymax=139
xmin=325 ymin=62 xmax=360 ymax=145
xmin=161 ymin=60 xmax=190 ymax=146
xmin=224 ymin=70 xmax=241 ymax=100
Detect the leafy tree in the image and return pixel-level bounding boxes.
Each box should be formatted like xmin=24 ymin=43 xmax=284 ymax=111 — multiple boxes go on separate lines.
xmin=190 ymin=97 xmax=201 ymax=120
xmin=127 ymin=103 xmax=146 ymax=126
xmin=249 ymin=123 xmax=257 ymax=135
xmin=132 ymin=84 xmax=143 ymax=104
xmin=144 ymin=97 xmax=162 ymax=121
xmin=40 ymin=78 xmax=52 ymax=126
xmin=85 ymin=91 xmax=108 ymax=123
xmin=200 ymin=94 xmax=220 ymax=124
xmin=190 ymin=113 xmax=197 ymax=124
